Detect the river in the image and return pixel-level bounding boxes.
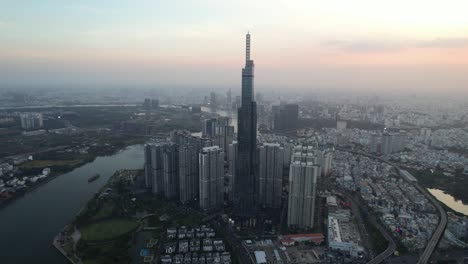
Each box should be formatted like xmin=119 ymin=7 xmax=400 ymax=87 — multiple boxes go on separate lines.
xmin=0 ymin=145 xmax=144 ymax=264
xmin=428 ymin=188 xmax=468 ymax=216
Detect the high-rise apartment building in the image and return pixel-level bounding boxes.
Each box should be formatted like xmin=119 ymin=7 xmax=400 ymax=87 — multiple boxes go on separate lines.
xmin=144 ymin=142 xmax=179 ymax=199
xmin=199 ymin=146 xmax=225 ymax=210
xmin=202 ymin=118 xmax=218 ymax=138
xmin=215 ymin=124 xmax=234 ymax=160
xmin=179 ymin=145 xmax=199 ymax=203
xmin=287 ymin=146 xmax=321 ymax=229
xmin=227 ymin=141 xmax=238 ymax=202
xmin=20 ymin=113 xmax=43 ymax=130
xmin=171 ymin=130 xmax=212 ymax=204
xmin=258 ymin=143 xmax=284 ymax=208
xmin=381 ymin=132 xmax=406 ymax=155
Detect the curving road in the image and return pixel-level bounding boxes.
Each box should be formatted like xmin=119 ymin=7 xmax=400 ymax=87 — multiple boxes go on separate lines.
xmin=366 ymin=216 xmax=397 ymax=264
xmin=414 ymin=184 xmax=447 ymax=264
xmin=336 ymin=147 xmax=447 ymax=264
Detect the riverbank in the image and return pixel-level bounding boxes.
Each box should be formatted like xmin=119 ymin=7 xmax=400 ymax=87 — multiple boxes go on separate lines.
xmin=0 ymin=136 xmax=147 ymax=210
xmin=54 ymin=169 xmax=142 ymax=264
xmin=0 ymin=144 xmax=145 ymax=263
xmin=53 ymin=226 xmax=82 ymax=264
xmin=405 ymin=167 xmax=468 ymax=216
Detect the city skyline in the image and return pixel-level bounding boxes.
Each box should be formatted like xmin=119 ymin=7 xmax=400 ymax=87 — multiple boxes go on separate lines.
xmin=1 ymin=1 xmax=467 ymax=94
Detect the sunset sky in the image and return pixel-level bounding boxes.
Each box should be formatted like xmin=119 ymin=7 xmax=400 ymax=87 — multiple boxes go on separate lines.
xmin=1 ymin=0 xmax=467 ymax=94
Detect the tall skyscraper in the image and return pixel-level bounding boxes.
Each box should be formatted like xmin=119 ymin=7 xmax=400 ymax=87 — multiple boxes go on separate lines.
xmin=144 ymin=142 xmax=178 ymax=199
xmin=199 ymin=146 xmax=225 ymax=210
xmin=234 ymin=32 xmax=258 ymax=218
xmin=258 ymin=143 xmax=284 ymax=208
xmin=287 ymin=146 xmax=321 ymax=229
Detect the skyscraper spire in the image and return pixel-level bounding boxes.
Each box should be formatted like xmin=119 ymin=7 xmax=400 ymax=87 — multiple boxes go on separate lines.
xmin=246 ymin=32 xmax=251 ymax=62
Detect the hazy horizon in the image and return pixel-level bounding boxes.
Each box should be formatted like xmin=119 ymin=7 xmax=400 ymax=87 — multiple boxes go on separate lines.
xmin=1 ymin=0 xmax=467 ymax=95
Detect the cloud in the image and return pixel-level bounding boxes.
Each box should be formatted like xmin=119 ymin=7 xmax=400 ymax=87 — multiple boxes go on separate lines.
xmin=416 ymin=37 xmax=468 ymax=48
xmin=325 ymin=37 xmax=468 ymax=53
xmin=324 ymin=40 xmax=403 ymax=53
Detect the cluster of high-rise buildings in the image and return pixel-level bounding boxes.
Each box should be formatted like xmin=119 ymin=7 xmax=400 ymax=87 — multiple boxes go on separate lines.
xmin=19 ymin=112 xmax=43 ymax=130
xmin=144 ymin=34 xmax=333 ymax=231
xmin=369 ymin=131 xmax=407 ymax=155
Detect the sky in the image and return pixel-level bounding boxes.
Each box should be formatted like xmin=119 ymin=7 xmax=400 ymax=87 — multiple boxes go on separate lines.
xmin=1 ymin=0 xmax=467 ymax=94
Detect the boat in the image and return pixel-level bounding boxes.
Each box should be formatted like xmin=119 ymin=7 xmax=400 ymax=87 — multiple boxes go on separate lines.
xmin=87 ymin=174 xmax=100 ymax=183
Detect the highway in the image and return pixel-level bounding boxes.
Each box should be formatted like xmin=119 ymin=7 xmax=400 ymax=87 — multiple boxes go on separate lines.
xmin=342 ymin=189 xmax=397 ymax=264
xmin=336 ymin=147 xmax=447 ymax=264
xmin=366 ymin=216 xmax=397 ymax=264
xmin=414 ymin=184 xmax=447 ymax=264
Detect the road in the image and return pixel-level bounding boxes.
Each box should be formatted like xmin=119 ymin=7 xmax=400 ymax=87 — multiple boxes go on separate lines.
xmin=366 ymin=216 xmax=397 ymax=264
xmin=336 ymin=147 xmax=447 ymax=264
xmin=209 ymin=218 xmax=254 ymax=264
xmin=414 ymin=184 xmax=447 ymax=264
xmin=342 ymin=189 xmax=397 ymax=264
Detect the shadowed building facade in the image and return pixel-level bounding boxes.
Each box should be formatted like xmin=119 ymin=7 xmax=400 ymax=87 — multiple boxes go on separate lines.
xmin=199 ymin=146 xmax=225 ymax=210
xmin=258 ymin=143 xmax=284 ymax=208
xmin=234 ymin=32 xmax=258 ymax=218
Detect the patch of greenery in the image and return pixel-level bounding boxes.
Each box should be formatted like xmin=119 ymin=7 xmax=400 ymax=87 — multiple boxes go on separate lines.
xmin=364 ymin=218 xmax=389 ymax=254
xmin=20 ymin=159 xmax=83 ymax=169
xmin=80 ymin=218 xmax=139 ymax=242
xmin=90 ymin=202 xmax=116 ymax=222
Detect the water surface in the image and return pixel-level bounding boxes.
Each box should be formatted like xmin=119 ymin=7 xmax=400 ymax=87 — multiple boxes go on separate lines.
xmin=0 ymin=145 xmax=144 ymax=264
xmin=428 ymin=188 xmax=468 ymax=216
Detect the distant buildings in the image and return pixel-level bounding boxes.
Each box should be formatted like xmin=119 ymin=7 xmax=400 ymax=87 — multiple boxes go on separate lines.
xmin=420 ymin=127 xmax=432 ymax=145
xmin=143 ymin=98 xmax=159 ymax=109
xmin=381 ymin=132 xmax=407 ymax=155
xmin=210 ymin=92 xmax=218 ymax=108
xmin=258 ymin=143 xmax=284 ymax=208
xmin=20 ymin=113 xmax=43 ymax=130
xmin=366 ymin=131 xmax=407 ymax=155
xmin=287 ymin=146 xmax=320 ymax=229
xmin=273 ymin=104 xmax=299 ymax=132
xmin=214 ymin=123 xmax=234 ymax=160
xmin=199 ymin=146 xmax=225 ymax=210
xmin=336 ymin=120 xmax=347 ymax=131
xmin=191 ymin=105 xmax=202 ymax=113
xmin=201 ymin=117 xmax=234 ymax=160
xmin=202 ymin=118 xmax=218 ymax=138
